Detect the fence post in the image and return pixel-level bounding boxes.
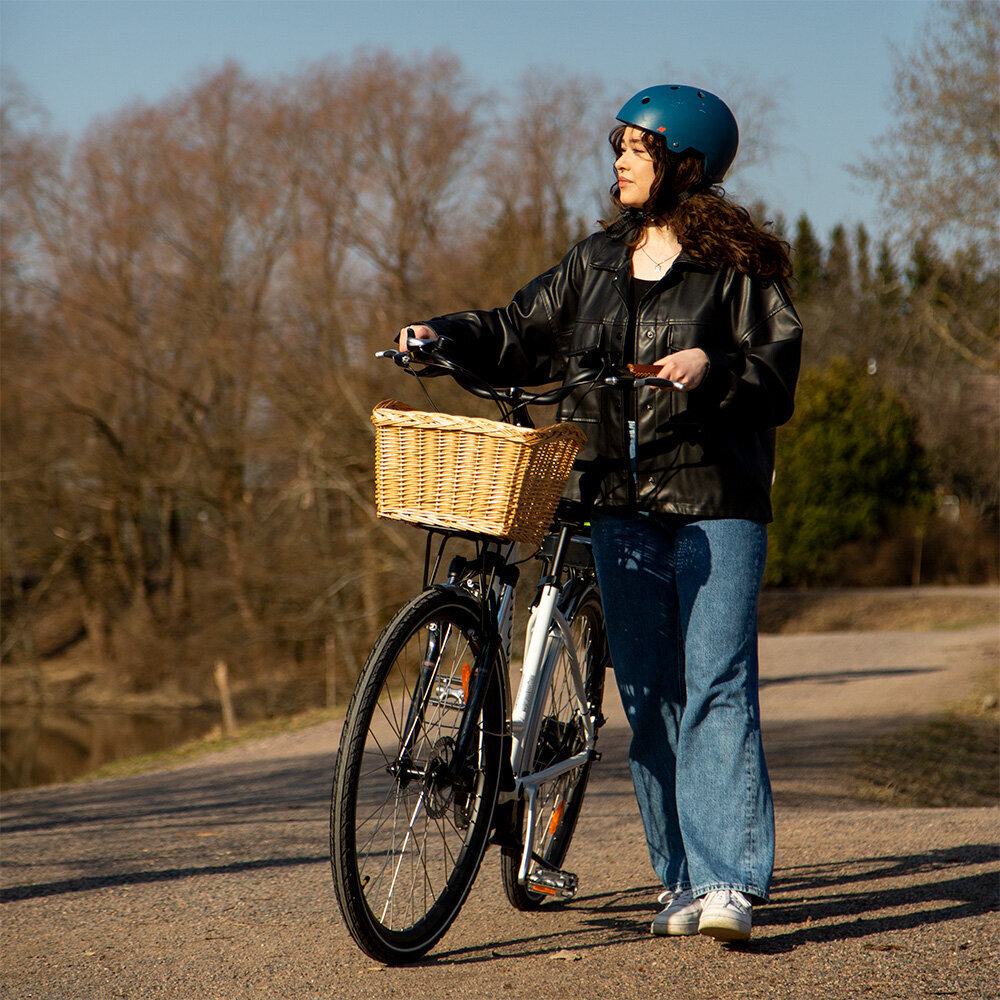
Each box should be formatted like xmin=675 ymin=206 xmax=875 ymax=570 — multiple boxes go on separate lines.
xmin=325 ymin=635 xmax=337 ymax=708
xmin=214 ymin=659 xmax=237 ymax=736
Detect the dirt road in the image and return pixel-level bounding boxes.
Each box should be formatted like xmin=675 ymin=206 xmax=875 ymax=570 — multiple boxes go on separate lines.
xmin=2 ymin=625 xmax=997 ymax=999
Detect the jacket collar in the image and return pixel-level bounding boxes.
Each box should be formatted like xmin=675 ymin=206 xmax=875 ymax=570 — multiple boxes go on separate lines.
xmin=588 ymin=230 xmax=713 ymax=275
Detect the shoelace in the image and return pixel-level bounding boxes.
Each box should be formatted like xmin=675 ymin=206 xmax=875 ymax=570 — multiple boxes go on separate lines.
xmin=657 ymin=888 xmax=695 ymax=905
xmin=706 ymin=889 xmax=751 ymax=912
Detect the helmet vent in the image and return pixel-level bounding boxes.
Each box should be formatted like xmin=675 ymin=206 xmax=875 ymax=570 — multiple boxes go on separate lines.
xmin=641 ymin=97 xmax=651 ymax=104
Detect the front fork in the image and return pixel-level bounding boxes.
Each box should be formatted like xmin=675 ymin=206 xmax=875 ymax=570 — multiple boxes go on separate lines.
xmin=397 ymin=551 xmax=517 ymax=796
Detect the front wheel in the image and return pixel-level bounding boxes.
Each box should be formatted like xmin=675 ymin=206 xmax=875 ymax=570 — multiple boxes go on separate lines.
xmin=501 ymin=586 xmax=607 ymax=910
xmin=331 ymin=587 xmax=504 ymax=963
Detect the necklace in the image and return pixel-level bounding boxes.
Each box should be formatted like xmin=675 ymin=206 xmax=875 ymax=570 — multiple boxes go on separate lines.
xmin=638 ymin=243 xmax=680 ymax=274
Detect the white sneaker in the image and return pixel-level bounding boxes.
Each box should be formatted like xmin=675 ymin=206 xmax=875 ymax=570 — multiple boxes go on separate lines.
xmin=651 ymin=888 xmax=702 ymax=936
xmin=698 ymin=889 xmax=752 ymax=941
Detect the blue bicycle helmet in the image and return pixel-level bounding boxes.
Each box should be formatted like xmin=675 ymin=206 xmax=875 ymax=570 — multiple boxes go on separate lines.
xmin=616 ymin=85 xmax=739 ymax=184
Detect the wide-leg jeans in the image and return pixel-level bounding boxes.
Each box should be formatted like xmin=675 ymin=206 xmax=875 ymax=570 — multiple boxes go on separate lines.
xmin=590 ymin=512 xmax=774 ymax=901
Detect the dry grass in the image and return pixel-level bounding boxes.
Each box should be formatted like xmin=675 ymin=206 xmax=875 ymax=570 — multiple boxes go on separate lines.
xmin=852 ymin=671 xmax=1000 ymax=807
xmin=759 ymin=587 xmax=998 ymax=634
xmin=75 ymin=705 xmax=344 ymax=783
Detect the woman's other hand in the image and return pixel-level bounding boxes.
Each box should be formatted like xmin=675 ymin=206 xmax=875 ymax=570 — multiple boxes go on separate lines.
xmin=398 ymin=324 xmax=438 ymax=352
xmin=653 ymin=348 xmax=710 ymax=390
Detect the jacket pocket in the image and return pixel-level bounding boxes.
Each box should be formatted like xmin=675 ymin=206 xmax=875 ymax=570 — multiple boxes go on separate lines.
xmin=559 ymin=386 xmax=606 ymax=425
xmin=666 ymin=319 xmax=732 ymax=352
xmin=566 ymin=320 xmax=606 ymax=360
xmin=558 ymin=322 xmax=605 ymax=424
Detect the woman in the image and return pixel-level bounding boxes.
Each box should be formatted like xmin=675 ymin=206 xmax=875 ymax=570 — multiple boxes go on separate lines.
xmin=400 ymin=84 xmax=802 ymax=943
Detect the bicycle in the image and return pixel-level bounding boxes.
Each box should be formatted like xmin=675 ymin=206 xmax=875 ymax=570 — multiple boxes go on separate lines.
xmin=330 ymin=335 xmax=678 ymax=964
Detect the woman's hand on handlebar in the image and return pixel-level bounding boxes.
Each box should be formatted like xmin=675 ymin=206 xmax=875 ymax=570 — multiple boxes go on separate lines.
xmin=398 ymin=324 xmax=438 ymax=352
xmin=651 ymin=348 xmax=710 ymax=391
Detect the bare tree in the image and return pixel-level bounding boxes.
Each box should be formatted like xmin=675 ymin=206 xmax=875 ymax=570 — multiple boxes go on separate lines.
xmin=447 ymin=71 xmax=609 ymax=308
xmin=858 ymin=0 xmax=999 ymax=260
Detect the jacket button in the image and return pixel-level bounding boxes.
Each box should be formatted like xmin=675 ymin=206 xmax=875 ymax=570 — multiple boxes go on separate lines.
xmin=643 ymin=402 xmax=653 ymax=411
xmin=645 ymin=331 xmax=654 ymax=339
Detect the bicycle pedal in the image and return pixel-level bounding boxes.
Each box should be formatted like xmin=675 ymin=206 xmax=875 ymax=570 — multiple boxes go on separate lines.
xmin=526 ymin=868 xmax=578 ymax=900
xmin=429 ymin=677 xmax=465 ymax=709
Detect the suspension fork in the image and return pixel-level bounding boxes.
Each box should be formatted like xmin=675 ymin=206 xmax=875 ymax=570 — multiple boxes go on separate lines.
xmin=443 ymin=627 xmax=501 ymax=786
xmin=397 ymin=540 xmax=517 ymax=770
xmin=397 ymin=621 xmax=447 ymax=765
xmin=441 ymin=546 xmax=517 ymax=783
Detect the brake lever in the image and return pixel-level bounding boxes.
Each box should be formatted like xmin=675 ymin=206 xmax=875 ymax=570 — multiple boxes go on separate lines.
xmin=374 ymin=349 xmax=412 ymax=366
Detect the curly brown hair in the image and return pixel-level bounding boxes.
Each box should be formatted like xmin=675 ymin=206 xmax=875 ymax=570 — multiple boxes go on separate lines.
xmin=604 ymin=125 xmax=792 ymax=282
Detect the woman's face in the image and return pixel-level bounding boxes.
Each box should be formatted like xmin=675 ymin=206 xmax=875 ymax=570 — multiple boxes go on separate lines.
xmin=615 ymin=126 xmax=656 ymax=208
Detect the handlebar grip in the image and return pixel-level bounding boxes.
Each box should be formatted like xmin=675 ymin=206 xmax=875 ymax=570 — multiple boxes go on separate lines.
xmin=634 ymin=377 xmax=686 ymax=391
xmin=405 ymin=328 xmax=439 ymax=353
xmin=626 ymin=364 xmax=685 ymax=391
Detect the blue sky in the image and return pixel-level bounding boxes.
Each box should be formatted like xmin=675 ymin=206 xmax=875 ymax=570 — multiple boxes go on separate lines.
xmin=3 ymin=0 xmax=933 ymax=242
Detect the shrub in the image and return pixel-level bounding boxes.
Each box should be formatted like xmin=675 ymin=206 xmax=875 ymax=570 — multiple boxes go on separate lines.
xmin=766 ymin=357 xmax=933 ymax=586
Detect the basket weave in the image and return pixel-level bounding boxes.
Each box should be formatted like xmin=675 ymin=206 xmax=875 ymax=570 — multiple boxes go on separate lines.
xmin=371 ymin=400 xmax=586 ymax=545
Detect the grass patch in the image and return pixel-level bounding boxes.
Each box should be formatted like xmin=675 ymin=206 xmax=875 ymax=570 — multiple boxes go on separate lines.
xmin=758 ymin=587 xmax=998 ymax=634
xmin=76 ymin=704 xmax=345 ymax=783
xmin=852 ymin=675 xmax=999 ymax=807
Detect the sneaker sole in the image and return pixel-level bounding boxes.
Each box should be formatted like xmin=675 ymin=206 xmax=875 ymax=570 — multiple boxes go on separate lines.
xmin=698 ymin=918 xmax=751 ymax=942
xmin=651 ymin=915 xmax=701 ymax=936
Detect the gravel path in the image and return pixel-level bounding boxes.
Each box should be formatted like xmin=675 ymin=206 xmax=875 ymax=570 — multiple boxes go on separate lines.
xmin=2 ymin=626 xmax=997 ymax=999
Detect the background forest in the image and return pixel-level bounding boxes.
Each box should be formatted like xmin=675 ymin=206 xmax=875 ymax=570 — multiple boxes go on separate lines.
xmin=2 ymin=3 xmax=997 ymax=758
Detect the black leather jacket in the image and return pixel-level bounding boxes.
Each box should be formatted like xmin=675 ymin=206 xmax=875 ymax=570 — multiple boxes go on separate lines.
xmin=426 ymin=229 xmax=802 ymax=522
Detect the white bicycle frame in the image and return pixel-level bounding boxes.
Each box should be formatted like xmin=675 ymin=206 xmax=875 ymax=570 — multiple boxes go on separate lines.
xmin=490 ymin=545 xmax=598 ymax=887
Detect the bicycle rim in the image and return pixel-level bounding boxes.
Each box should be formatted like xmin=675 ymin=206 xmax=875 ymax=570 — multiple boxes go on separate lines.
xmin=502 ymin=589 xmax=606 ymax=909
xmin=331 ymin=588 xmax=503 ymax=963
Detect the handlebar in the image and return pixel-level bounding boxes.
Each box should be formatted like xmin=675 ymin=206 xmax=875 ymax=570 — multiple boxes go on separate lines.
xmin=376 ymin=331 xmax=685 ymax=414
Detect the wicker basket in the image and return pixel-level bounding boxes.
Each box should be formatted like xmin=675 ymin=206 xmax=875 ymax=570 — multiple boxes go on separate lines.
xmin=371 ymin=399 xmax=586 ymax=545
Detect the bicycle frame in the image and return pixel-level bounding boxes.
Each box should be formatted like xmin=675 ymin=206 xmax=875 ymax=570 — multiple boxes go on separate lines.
xmin=412 ymin=518 xmax=598 ymax=892
xmin=459 ymin=530 xmax=599 ymax=893
xmin=512 ymin=587 xmax=596 ymax=886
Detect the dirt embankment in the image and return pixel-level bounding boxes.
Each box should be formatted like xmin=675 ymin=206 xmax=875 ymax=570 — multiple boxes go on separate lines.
xmin=7 ymin=587 xmax=996 ymax=707
xmin=758 ymin=585 xmax=997 ymax=634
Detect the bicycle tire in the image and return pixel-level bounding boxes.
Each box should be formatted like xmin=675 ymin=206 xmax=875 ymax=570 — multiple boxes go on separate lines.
xmin=501 ymin=585 xmax=607 ymax=910
xmin=331 ymin=587 xmax=504 ymax=963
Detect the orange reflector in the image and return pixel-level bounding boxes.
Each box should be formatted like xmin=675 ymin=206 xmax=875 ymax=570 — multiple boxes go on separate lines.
xmin=461 ymin=663 xmax=471 ymax=701
xmin=547 ymin=801 xmax=565 ymax=836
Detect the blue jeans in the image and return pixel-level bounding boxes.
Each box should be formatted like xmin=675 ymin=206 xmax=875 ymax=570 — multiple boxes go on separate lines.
xmin=590 ymin=512 xmax=774 ymax=902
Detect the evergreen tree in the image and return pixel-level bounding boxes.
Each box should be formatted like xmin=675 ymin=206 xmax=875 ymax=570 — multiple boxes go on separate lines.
xmin=767 ymin=358 xmax=933 ymax=586
xmin=855 ymin=223 xmax=873 ymax=297
xmin=792 ymin=214 xmax=823 ymax=299
xmin=874 ymin=237 xmax=900 ymax=309
xmin=824 ymin=223 xmax=853 ymax=294
xmin=906 ymin=233 xmax=939 ymax=293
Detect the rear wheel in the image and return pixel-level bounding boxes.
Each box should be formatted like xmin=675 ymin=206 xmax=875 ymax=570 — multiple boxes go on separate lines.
xmin=331 ymin=588 xmax=503 ymax=963
xmin=501 ymin=587 xmax=606 ymax=909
